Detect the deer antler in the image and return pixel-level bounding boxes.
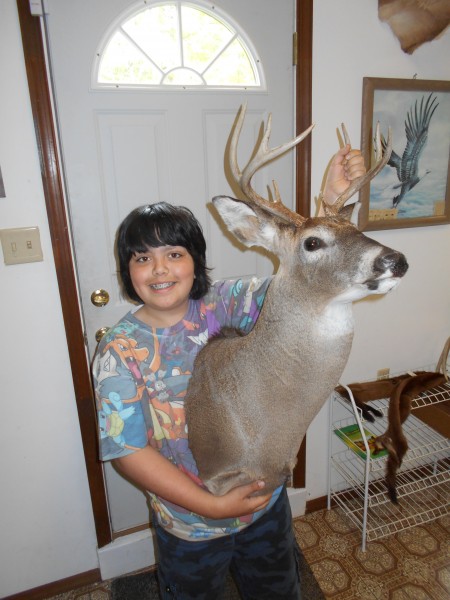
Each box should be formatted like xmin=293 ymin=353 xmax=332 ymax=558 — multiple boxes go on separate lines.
xmin=323 ymin=122 xmax=393 ymax=214
xmin=228 ymin=103 xmax=314 ymax=226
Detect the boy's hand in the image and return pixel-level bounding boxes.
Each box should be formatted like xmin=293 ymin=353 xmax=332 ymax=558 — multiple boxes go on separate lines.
xmin=208 ymin=480 xmax=272 ymax=519
xmin=322 ymin=144 xmax=366 ymax=207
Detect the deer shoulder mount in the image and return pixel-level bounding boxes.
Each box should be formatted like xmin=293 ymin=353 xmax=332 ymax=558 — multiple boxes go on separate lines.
xmin=185 ymin=104 xmax=409 ymax=496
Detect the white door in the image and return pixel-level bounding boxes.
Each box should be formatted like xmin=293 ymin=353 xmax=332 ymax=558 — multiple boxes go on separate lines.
xmin=45 ymin=0 xmax=296 ymax=533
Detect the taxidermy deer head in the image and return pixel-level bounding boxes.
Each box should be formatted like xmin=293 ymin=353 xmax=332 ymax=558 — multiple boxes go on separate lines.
xmin=185 ymin=104 xmax=408 ymax=496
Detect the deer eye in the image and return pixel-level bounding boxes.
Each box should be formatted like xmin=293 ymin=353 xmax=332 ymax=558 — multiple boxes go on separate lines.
xmin=304 ymin=237 xmax=323 ymax=251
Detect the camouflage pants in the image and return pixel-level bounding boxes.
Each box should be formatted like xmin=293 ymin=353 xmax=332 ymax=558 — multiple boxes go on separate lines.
xmin=154 ymin=487 xmax=301 ymax=600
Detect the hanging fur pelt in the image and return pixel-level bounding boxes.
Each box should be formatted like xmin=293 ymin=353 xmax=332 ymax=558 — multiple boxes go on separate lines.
xmin=336 ymin=371 xmax=447 ymax=502
xmin=379 ymin=0 xmax=450 ymax=54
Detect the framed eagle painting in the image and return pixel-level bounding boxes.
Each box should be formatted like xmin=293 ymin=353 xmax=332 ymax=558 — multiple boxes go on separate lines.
xmin=359 ymin=77 xmax=450 ymax=231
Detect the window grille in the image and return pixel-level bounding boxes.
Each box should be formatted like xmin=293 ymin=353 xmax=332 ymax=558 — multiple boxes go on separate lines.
xmin=93 ymin=1 xmax=263 ymax=90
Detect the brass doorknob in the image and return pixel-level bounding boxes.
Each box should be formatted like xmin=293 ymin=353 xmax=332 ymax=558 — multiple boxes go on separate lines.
xmin=91 ymin=289 xmax=110 ymax=307
xmin=95 ymin=327 xmax=110 ymax=342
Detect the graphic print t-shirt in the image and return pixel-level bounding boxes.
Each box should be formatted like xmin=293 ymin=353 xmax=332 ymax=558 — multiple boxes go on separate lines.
xmin=92 ymin=277 xmax=281 ymax=540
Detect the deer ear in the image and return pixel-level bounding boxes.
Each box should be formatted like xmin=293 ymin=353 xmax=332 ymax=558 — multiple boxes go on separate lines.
xmin=339 ymin=201 xmax=361 ymax=226
xmin=212 ymin=196 xmax=278 ymax=251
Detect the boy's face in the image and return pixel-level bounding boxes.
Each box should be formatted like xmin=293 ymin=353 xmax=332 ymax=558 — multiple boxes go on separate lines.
xmin=129 ymin=245 xmax=195 ymax=327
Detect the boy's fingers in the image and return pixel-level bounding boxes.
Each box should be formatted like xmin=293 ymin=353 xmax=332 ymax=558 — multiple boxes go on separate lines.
xmin=250 ymin=492 xmax=271 ymax=509
xmin=242 ymin=480 xmax=265 ymax=496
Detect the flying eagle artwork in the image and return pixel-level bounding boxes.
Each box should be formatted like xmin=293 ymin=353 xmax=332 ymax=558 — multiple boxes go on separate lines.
xmin=382 ymin=93 xmax=438 ymax=208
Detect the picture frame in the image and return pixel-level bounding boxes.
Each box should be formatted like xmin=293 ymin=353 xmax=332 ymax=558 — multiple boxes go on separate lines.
xmin=359 ymin=77 xmax=450 ymax=231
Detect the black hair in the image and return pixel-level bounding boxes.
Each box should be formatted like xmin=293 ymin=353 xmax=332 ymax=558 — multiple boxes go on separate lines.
xmin=117 ymin=202 xmax=212 ymax=303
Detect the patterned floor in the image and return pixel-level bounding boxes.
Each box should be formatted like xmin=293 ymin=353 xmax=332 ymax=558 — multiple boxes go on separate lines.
xmin=295 ymin=508 xmax=450 ymax=600
xmin=46 ymin=508 xmax=450 ymax=599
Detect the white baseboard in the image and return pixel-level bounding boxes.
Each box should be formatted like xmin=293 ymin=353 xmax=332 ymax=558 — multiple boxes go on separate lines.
xmin=98 ymin=488 xmax=308 ymax=580
xmin=97 ymin=529 xmax=156 ymax=580
xmin=287 ymin=487 xmax=307 ymax=518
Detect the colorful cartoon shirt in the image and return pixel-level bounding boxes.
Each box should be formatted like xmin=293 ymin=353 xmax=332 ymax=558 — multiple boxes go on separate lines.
xmin=92 ymin=277 xmax=281 ymax=541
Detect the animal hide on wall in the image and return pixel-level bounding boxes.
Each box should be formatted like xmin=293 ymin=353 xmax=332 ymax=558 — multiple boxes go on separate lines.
xmin=379 ymin=0 xmax=450 ymax=53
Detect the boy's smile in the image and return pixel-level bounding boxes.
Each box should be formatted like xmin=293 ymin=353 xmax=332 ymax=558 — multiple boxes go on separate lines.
xmin=129 ymin=245 xmax=195 ymax=328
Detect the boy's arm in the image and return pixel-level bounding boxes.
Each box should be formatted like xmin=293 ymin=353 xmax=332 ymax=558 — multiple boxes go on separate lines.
xmin=114 ymin=446 xmax=271 ymax=519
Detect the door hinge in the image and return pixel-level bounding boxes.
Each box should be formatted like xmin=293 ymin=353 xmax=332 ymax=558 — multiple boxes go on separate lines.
xmin=293 ymin=32 xmax=298 ymax=66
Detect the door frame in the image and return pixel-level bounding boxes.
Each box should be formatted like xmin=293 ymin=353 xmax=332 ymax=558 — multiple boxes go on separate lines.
xmin=17 ymin=0 xmax=313 ymax=548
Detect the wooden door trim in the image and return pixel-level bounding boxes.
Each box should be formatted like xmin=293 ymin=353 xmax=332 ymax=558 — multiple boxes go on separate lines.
xmin=296 ymin=0 xmax=313 ymax=218
xmin=16 ymin=0 xmax=112 ymax=548
xmin=292 ymin=0 xmax=313 ymax=488
xmin=16 ymin=0 xmax=312 ymax=546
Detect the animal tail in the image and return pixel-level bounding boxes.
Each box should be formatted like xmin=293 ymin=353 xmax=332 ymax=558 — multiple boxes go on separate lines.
xmin=383 ymin=438 xmax=402 ymax=503
xmin=379 ymin=376 xmax=410 ymax=503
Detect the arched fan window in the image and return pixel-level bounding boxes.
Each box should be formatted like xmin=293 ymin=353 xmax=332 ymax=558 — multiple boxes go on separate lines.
xmin=93 ymin=1 xmax=264 ymax=89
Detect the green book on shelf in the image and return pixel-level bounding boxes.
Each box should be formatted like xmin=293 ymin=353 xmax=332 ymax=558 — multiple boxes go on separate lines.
xmin=334 ymin=424 xmax=389 ymax=460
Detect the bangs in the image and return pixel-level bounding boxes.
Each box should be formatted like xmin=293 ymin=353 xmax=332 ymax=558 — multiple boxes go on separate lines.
xmin=126 ymin=209 xmax=190 ymax=254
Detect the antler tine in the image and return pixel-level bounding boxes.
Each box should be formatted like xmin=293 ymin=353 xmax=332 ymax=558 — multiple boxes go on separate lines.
xmin=228 ymin=103 xmax=313 ymax=225
xmin=228 ymin=102 xmax=247 ymax=184
xmin=329 ymin=122 xmax=392 ymax=213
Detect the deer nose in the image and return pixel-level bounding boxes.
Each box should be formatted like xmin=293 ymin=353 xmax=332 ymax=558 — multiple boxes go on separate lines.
xmin=375 ymin=252 xmax=409 ymax=278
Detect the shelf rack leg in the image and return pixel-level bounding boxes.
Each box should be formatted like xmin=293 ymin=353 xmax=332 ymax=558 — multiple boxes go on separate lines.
xmin=342 ymin=385 xmax=371 ymax=552
xmin=327 ymin=395 xmax=333 ymax=511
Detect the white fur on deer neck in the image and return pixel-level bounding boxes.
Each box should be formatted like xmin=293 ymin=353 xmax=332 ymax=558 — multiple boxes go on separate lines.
xmin=184 ymin=105 xmax=408 ymax=496
xmin=320 ymin=303 xmax=354 ymax=339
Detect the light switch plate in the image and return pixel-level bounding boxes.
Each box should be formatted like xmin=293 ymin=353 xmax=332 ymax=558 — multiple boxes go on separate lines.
xmin=0 ymin=227 xmax=44 ymax=265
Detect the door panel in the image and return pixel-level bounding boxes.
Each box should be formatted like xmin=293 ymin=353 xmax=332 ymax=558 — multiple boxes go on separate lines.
xmin=45 ymin=0 xmax=296 ymax=533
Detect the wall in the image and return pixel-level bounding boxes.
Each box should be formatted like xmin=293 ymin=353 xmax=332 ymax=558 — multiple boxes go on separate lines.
xmin=0 ymin=0 xmax=449 ymax=595
xmin=0 ymin=1 xmax=98 ymax=597
xmin=306 ymin=0 xmax=450 ymax=500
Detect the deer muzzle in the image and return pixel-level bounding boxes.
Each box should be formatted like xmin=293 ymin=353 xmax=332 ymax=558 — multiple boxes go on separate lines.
xmin=365 ymin=251 xmax=408 ymax=292
xmin=374 ymin=252 xmax=409 ymax=279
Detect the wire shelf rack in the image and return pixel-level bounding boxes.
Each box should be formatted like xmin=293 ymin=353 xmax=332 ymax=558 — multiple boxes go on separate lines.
xmin=332 ymin=479 xmax=449 ymax=542
xmin=328 ymin=378 xmax=450 ymax=550
xmin=411 ymin=380 xmax=450 ymax=408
